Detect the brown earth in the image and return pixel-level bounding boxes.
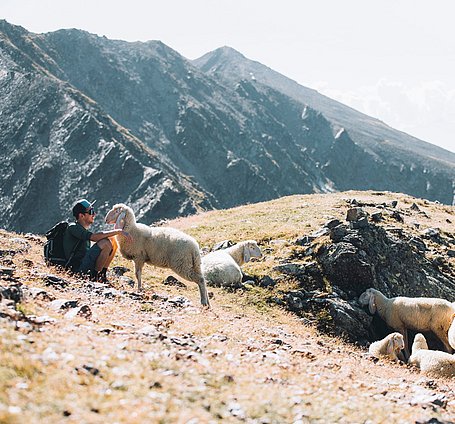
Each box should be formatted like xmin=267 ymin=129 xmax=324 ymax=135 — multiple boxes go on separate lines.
xmin=1 ymin=190 xmax=454 ymax=423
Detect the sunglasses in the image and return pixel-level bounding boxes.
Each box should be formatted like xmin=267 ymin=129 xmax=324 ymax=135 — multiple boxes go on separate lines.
xmin=83 ymin=208 xmax=96 ymax=215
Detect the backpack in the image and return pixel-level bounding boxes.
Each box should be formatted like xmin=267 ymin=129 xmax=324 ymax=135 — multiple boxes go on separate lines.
xmin=44 ymin=221 xmax=80 ymax=268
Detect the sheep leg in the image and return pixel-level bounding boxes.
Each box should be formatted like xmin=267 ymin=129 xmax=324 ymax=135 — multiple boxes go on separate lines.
xmin=397 ymin=350 xmax=406 ymax=362
xmin=197 ymin=278 xmax=210 ymax=307
xmin=134 ymin=260 xmax=144 ymax=291
xmin=436 ymin=332 xmax=454 ymax=354
xmin=400 ymin=328 xmax=410 ymax=359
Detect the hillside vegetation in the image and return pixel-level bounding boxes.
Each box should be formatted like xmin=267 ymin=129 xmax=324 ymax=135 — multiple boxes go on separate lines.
xmin=1 ymin=191 xmax=454 ymax=423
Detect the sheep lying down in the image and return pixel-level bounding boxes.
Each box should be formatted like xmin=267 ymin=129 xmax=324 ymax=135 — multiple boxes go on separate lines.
xmin=409 ymin=333 xmax=455 ymax=378
xmin=105 ymin=203 xmax=210 ymax=307
xmin=202 ymin=240 xmax=262 ymax=287
xmin=368 ymin=332 xmax=405 ymax=362
xmin=359 ymin=288 xmax=455 ymax=358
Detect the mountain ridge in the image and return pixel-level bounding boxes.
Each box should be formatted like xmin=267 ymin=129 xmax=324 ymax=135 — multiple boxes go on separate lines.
xmin=194 ymin=46 xmax=455 ymax=166
xmin=0 ymin=20 xmax=454 ymax=234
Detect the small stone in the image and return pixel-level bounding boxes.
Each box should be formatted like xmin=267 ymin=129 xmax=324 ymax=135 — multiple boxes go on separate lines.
xmin=213 ymin=240 xmax=233 ymax=251
xmin=163 ymin=276 xmax=186 ymax=288
xmin=167 ymin=296 xmax=191 ymax=307
xmin=295 ymin=235 xmax=315 ymax=246
xmin=50 ymin=299 xmax=79 ymax=310
xmin=324 ymin=219 xmax=342 ymax=229
xmin=223 ymin=375 xmax=235 ymax=383
xmin=118 ymin=276 xmax=135 ymax=287
xmin=0 ymin=267 xmax=15 ymax=277
xmin=390 ymin=210 xmax=403 ymax=222
xmin=370 ymin=212 xmax=383 ymax=222
xmin=310 ymin=227 xmax=330 ymax=238
xmin=0 ymin=283 xmax=24 ymax=303
xmin=32 ymin=315 xmax=57 ymax=324
xmin=138 ymin=325 xmax=159 ymax=336
xmin=111 ymin=266 xmax=130 ymax=276
xmin=330 ymin=225 xmax=348 ymax=242
xmin=349 ymin=217 xmax=369 ymax=229
xmin=409 ymin=237 xmax=427 ymax=252
xmin=422 ymin=228 xmax=440 ymax=238
xmin=82 ymin=364 xmax=100 ymax=376
xmin=43 ymin=275 xmax=69 ymax=288
xmin=346 ymin=207 xmax=367 ymax=222
xmin=64 ymin=305 xmax=92 ymax=319
xmin=102 ymin=288 xmax=124 ymax=298
xmin=127 ymin=291 xmax=145 ymax=300
xmin=258 ymin=275 xmax=276 ymax=288
xmin=28 ymin=287 xmax=55 ymax=301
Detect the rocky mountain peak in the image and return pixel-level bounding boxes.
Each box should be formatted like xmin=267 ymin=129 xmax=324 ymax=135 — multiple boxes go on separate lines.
xmin=0 ymin=21 xmax=454 ymax=234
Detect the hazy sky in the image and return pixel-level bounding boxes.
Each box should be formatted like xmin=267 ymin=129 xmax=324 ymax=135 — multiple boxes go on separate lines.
xmin=3 ymin=0 xmax=455 ymax=153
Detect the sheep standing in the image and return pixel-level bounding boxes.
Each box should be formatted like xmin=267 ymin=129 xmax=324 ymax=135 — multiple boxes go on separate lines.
xmin=409 ymin=333 xmax=455 ymax=378
xmin=201 ymin=240 xmax=262 ymax=287
xmin=359 ymin=288 xmax=455 ymax=358
xmin=368 ymin=332 xmax=405 ymax=362
xmin=105 ymin=203 xmax=210 ymax=307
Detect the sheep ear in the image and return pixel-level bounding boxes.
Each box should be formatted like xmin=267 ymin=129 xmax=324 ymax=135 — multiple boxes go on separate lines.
xmin=386 ymin=338 xmax=394 ymax=355
xmin=244 ymin=246 xmax=251 ymax=263
xmin=368 ymin=295 xmax=376 ymax=314
xmin=115 ymin=211 xmax=126 ymax=230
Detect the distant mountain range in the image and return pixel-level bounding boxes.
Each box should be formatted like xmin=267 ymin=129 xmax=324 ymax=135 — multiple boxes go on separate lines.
xmin=0 ymin=20 xmax=453 ymax=233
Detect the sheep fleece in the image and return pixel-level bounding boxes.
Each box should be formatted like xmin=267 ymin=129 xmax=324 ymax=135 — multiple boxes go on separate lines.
xmin=119 ymin=223 xmax=202 ymax=278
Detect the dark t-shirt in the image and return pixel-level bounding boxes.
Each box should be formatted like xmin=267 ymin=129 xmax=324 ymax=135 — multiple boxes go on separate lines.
xmin=63 ymin=222 xmax=93 ymax=270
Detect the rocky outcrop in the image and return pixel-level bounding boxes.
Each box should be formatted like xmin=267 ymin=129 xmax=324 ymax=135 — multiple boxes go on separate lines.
xmin=275 ymin=201 xmax=455 ymax=345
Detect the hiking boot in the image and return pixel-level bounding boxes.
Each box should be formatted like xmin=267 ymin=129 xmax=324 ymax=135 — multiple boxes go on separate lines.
xmin=97 ymin=268 xmax=109 ymax=284
xmin=88 ymin=269 xmax=98 ymax=282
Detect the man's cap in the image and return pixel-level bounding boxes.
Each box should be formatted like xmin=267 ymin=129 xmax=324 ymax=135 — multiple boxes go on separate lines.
xmin=72 ymin=199 xmax=96 ymax=217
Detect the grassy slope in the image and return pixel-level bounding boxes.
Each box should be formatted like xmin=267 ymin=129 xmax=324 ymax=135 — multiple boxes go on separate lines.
xmin=1 ymin=190 xmax=455 ymax=423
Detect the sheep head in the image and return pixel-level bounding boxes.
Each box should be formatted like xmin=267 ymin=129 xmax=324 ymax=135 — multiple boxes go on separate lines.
xmin=105 ymin=203 xmax=133 ymax=229
xmin=243 ymin=240 xmax=262 ymax=263
xmin=412 ymin=333 xmax=428 ymax=354
xmin=387 ymin=332 xmax=404 ymax=354
xmin=359 ymin=288 xmax=378 ymax=314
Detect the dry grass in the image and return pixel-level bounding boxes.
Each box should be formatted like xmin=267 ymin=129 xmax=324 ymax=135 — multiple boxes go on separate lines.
xmin=0 ymin=191 xmax=454 ymax=423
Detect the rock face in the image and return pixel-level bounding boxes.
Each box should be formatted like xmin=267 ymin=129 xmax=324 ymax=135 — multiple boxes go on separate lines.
xmin=276 ymin=204 xmax=455 ymax=345
xmin=0 ymin=20 xmax=454 ymax=233
xmin=0 ymin=21 xmax=211 ymax=232
xmin=194 ymin=47 xmax=455 ymax=205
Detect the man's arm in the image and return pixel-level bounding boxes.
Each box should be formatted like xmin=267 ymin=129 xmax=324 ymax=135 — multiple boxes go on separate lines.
xmin=90 ymin=229 xmax=131 ymax=243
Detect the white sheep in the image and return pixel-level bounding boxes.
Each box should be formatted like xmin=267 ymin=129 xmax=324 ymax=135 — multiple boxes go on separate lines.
xmin=368 ymin=332 xmax=405 ymax=362
xmin=105 ymin=203 xmax=210 ymax=307
xmin=448 ymin=313 xmax=455 ymax=348
xmin=359 ymin=288 xmax=455 ymax=358
xmin=201 ymin=240 xmax=262 ymax=287
xmin=409 ymin=333 xmax=455 ymax=378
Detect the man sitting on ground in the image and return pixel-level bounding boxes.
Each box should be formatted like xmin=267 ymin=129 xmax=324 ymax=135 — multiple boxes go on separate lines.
xmin=63 ymin=199 xmax=131 ymax=282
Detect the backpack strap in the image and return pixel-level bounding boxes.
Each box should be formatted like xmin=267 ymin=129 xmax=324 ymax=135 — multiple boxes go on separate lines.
xmin=64 ymin=238 xmax=83 ymax=268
